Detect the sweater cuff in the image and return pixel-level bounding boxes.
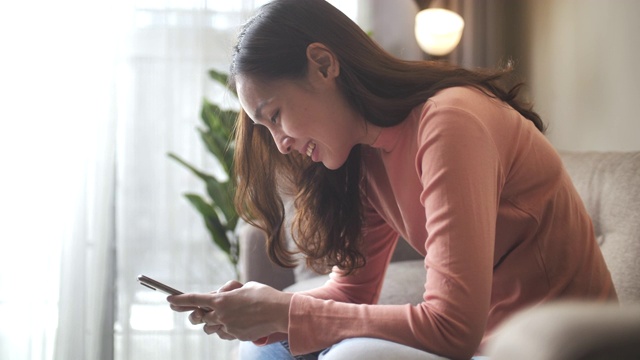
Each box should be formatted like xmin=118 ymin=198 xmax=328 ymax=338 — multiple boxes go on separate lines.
xmin=288 ymin=293 xmax=313 ymax=355
xmin=251 ymin=332 xmax=288 ymax=347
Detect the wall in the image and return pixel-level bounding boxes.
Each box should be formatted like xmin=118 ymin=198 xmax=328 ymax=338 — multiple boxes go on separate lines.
xmin=369 ymin=0 xmax=640 ymax=152
xmin=362 ymin=0 xmax=423 ymax=61
xmin=524 ymin=0 xmax=640 ymax=151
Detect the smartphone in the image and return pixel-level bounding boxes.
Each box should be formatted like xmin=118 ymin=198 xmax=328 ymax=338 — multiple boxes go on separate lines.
xmin=137 ymin=274 xmax=184 ymax=295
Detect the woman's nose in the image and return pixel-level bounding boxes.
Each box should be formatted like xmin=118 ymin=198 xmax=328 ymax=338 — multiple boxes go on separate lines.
xmin=276 ymin=135 xmax=294 ymax=154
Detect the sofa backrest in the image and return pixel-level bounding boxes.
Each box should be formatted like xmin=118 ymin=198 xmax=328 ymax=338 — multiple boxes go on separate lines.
xmin=560 ymin=151 xmax=640 ymax=304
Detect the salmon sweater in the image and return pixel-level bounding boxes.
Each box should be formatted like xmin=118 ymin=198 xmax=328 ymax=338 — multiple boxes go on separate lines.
xmin=261 ymin=87 xmax=617 ymax=359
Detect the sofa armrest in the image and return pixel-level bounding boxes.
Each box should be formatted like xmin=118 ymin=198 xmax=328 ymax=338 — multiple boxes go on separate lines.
xmin=484 ymin=301 xmax=640 ymax=360
xmin=237 ymin=223 xmax=295 ymax=290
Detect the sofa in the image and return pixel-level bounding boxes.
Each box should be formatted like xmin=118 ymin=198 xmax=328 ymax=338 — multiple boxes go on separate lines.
xmin=238 ymin=151 xmax=640 ymax=359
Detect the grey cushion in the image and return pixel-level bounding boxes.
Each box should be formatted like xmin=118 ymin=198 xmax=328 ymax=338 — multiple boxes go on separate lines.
xmin=560 ymin=151 xmax=640 ymax=303
xmin=284 ymin=260 xmax=426 ymax=305
xmin=378 ymin=260 xmax=426 ymax=305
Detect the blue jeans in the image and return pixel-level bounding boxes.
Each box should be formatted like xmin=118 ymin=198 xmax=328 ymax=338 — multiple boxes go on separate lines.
xmin=238 ymin=337 xmax=489 ymax=360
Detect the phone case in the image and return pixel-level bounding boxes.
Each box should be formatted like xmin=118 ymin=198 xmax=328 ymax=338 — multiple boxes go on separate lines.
xmin=137 ymin=274 xmax=184 ymax=295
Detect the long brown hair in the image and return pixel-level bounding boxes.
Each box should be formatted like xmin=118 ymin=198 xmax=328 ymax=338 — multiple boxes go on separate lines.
xmin=231 ymin=0 xmax=544 ymax=274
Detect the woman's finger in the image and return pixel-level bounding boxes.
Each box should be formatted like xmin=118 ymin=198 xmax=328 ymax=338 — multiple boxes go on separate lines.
xmin=203 ymin=323 xmax=223 ymax=335
xmin=169 ymin=304 xmax=199 ymax=313
xmin=217 ymin=332 xmax=236 ymax=341
xmin=217 ymin=280 xmax=243 ymax=293
xmin=188 ymin=308 xmax=207 ymax=325
xmin=167 ymin=293 xmax=213 ymax=308
xmin=213 ymin=327 xmax=237 ymax=341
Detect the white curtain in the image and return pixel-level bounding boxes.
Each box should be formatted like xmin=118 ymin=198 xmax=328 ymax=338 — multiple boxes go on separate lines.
xmin=0 ymin=1 xmax=126 ymax=359
xmin=0 ymin=1 xmax=359 ymax=360
xmin=52 ymin=2 xmax=123 ymax=357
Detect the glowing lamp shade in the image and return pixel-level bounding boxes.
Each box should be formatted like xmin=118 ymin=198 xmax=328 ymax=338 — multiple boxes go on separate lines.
xmin=415 ymin=8 xmax=465 ymax=56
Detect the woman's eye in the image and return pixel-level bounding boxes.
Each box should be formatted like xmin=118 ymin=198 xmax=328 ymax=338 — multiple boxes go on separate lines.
xmin=270 ymin=110 xmax=280 ymax=124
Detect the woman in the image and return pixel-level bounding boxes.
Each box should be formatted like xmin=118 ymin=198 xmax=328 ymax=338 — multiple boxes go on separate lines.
xmin=168 ymin=1 xmax=617 ymax=359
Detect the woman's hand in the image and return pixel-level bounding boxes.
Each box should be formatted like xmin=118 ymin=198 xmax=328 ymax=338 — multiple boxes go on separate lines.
xmin=167 ymin=280 xmax=242 ymax=340
xmin=167 ymin=281 xmax=293 ymax=342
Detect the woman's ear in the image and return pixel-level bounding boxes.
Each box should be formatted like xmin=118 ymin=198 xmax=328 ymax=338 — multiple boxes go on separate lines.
xmin=306 ymin=43 xmax=339 ymax=80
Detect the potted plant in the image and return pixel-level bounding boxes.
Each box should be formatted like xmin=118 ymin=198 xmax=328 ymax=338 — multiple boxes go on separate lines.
xmin=168 ymin=69 xmax=240 ymax=277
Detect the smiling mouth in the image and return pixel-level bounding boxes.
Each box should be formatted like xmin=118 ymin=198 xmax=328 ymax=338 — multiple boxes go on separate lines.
xmin=305 ymin=142 xmax=316 ymax=157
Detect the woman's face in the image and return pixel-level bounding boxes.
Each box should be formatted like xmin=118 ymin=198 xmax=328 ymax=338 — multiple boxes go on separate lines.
xmin=235 ymin=45 xmax=379 ymax=170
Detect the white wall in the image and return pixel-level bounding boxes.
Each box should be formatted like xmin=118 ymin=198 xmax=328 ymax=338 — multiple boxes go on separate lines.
xmin=363 ymin=0 xmax=423 ymax=61
xmin=368 ymin=0 xmax=640 ymax=152
xmin=525 ymin=0 xmax=640 ymax=151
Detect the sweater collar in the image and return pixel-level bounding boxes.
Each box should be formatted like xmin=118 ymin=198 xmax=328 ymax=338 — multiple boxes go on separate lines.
xmin=371 ymin=123 xmax=403 ymax=152
xmin=370 ymin=105 xmax=421 ymax=153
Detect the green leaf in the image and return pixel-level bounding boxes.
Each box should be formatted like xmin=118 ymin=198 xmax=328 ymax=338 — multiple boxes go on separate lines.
xmin=199 ymin=127 xmax=227 ymax=157
xmin=184 ymin=193 xmax=232 ymax=256
xmin=217 ymin=108 xmax=238 ymax=132
xmin=221 ymin=146 xmax=234 ymax=177
xmin=167 ymin=152 xmax=217 ymax=184
xmin=198 ymin=131 xmax=231 ymax=175
xmin=204 ymin=177 xmax=236 ymax=226
xmin=201 ymin=99 xmax=224 ymax=134
xmin=169 ymin=152 xmax=235 ymax=222
xmin=208 ymin=69 xmax=235 ymax=97
xmin=201 ymin=99 xmax=237 ymax=139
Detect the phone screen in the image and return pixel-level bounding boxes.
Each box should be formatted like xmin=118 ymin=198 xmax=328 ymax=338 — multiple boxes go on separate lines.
xmin=137 ymin=274 xmax=184 ymax=295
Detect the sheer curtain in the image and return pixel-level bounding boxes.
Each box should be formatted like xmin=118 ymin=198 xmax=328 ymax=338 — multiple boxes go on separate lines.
xmin=52 ymin=2 xmax=125 ymax=358
xmin=0 ymin=1 xmax=126 ymax=359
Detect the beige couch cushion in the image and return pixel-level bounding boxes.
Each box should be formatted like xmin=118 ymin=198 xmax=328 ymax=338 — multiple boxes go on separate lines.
xmin=560 ymin=151 xmax=640 ymax=303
